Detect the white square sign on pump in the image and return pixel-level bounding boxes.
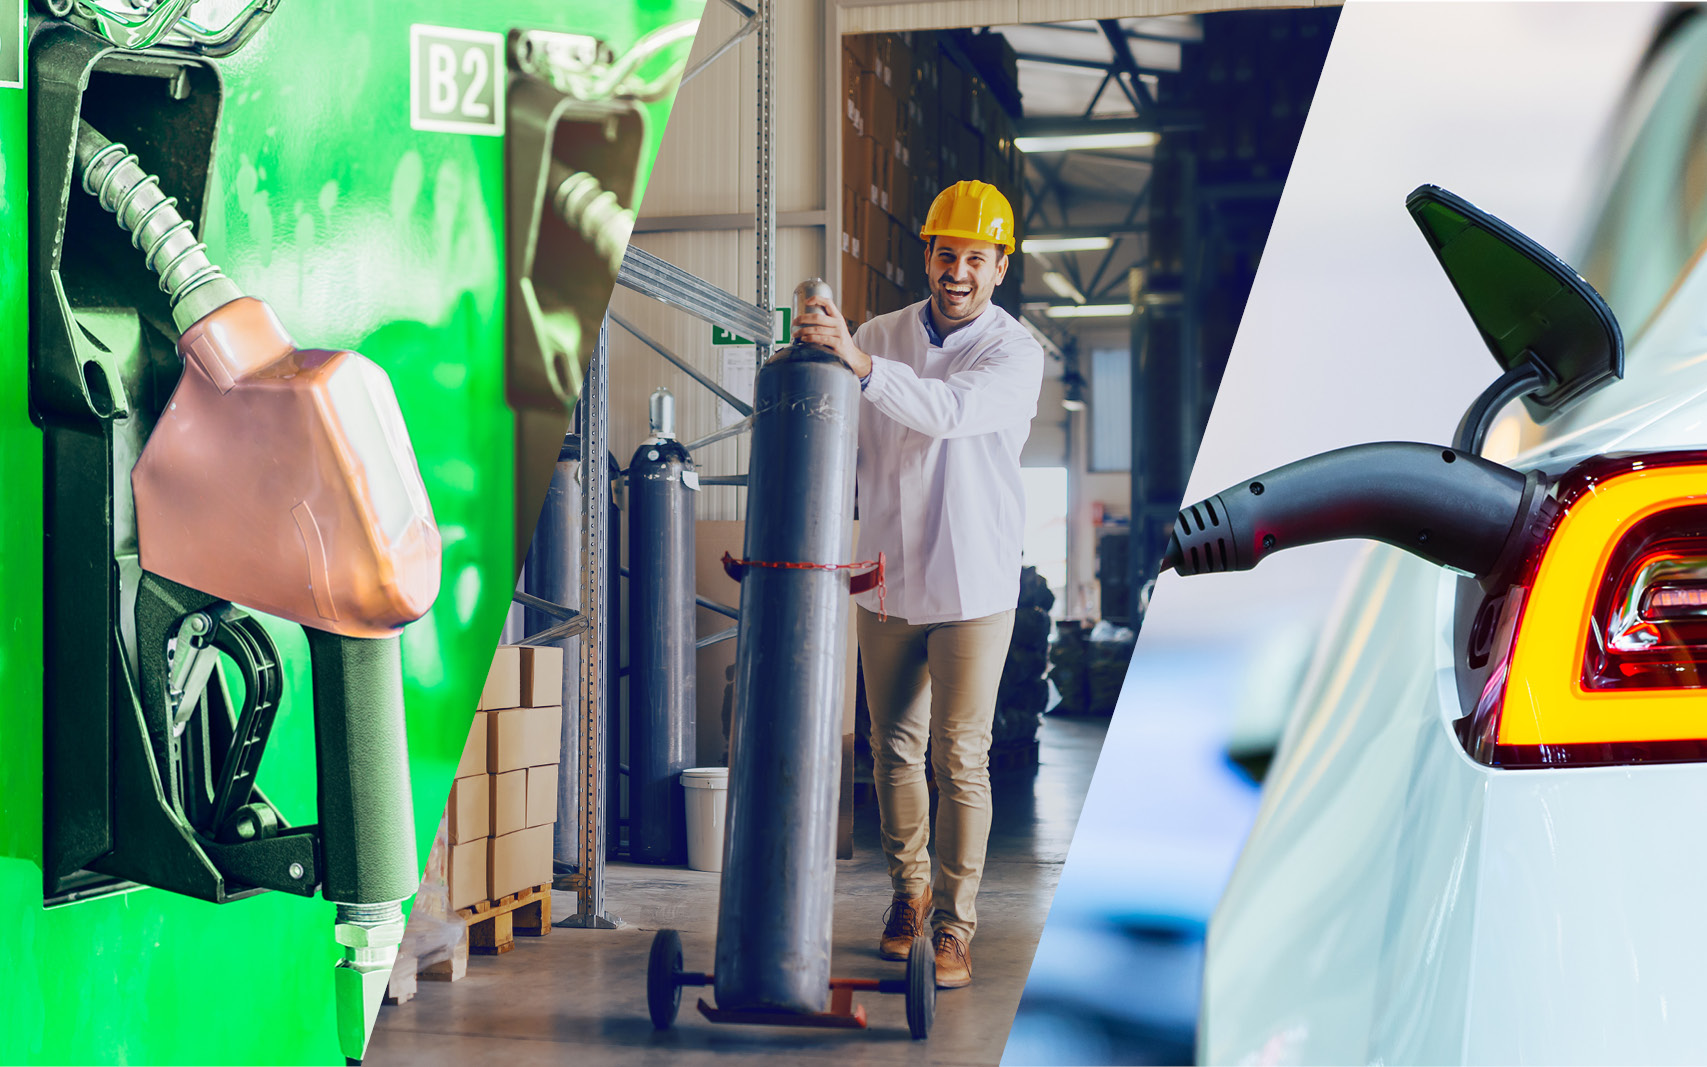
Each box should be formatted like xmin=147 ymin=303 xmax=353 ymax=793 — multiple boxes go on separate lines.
xmin=409 ymin=24 xmax=505 ymax=136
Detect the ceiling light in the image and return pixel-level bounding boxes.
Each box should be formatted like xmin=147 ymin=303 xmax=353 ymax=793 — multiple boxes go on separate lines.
xmin=1041 ymin=271 xmax=1086 ymax=304
xmin=1045 ymin=303 xmax=1134 ymax=319
xmin=1016 ymin=131 xmax=1160 ymax=153
xmin=1025 ymin=236 xmax=1114 ymax=254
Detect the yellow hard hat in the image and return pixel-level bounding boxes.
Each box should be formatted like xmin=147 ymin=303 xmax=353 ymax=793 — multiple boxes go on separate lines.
xmin=920 ymin=180 xmax=1015 ymax=254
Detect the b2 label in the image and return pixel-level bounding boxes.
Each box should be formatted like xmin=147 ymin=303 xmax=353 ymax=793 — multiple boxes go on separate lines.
xmin=410 ymin=25 xmax=504 ymax=136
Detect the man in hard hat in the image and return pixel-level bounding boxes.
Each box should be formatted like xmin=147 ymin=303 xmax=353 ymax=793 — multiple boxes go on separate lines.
xmin=793 ymin=180 xmax=1044 ymax=990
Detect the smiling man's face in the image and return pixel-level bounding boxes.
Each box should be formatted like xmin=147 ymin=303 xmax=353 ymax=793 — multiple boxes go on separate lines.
xmin=926 ymin=234 xmax=1007 ymax=332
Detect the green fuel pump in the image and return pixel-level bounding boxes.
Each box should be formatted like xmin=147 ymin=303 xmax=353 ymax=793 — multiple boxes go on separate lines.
xmin=33 ymin=24 xmax=440 ymax=1060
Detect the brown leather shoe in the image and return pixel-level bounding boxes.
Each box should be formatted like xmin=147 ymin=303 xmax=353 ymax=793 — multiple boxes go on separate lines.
xmin=879 ymin=889 xmax=932 ymax=960
xmin=933 ymin=929 xmax=971 ymax=988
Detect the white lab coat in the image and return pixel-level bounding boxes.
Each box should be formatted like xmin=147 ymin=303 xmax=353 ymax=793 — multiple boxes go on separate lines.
xmin=851 ymin=300 xmax=1044 ymax=624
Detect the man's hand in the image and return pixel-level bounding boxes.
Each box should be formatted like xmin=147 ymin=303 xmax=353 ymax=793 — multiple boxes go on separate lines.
xmin=793 ymin=295 xmax=873 ymax=378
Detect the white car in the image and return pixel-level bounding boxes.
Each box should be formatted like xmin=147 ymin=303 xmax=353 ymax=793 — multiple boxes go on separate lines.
xmin=1172 ymin=12 xmax=1707 ymax=1065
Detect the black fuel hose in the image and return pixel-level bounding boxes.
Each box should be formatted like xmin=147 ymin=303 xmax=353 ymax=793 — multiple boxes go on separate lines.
xmin=1162 ymin=442 xmax=1549 ymax=580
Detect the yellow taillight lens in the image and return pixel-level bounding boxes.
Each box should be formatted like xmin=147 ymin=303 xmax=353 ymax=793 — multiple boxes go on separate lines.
xmin=1465 ymin=453 xmax=1707 ymax=766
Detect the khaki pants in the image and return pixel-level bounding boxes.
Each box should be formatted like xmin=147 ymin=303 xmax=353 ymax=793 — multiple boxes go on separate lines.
xmin=857 ymin=605 xmax=1015 ymax=943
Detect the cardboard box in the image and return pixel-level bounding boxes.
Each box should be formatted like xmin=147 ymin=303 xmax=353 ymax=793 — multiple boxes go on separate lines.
xmin=888 ymin=217 xmax=908 ymax=288
xmin=488 ymin=704 xmax=563 ymax=773
xmin=856 ymin=72 xmax=896 ymax=170
xmin=519 ymin=644 xmax=563 ymax=707
xmin=843 ymin=185 xmax=865 ymax=262
xmin=861 ymin=195 xmax=888 ymax=273
xmin=488 ymin=824 xmax=554 ymax=899
xmin=844 ymin=33 xmax=877 ymax=77
xmin=448 ymin=774 xmax=491 ymax=845
xmin=840 ymin=252 xmax=867 ymax=326
xmin=455 ymin=711 xmax=488 ymax=778
xmin=876 ymin=141 xmax=894 ymax=215
xmin=890 ymin=154 xmax=912 ymax=233
xmin=526 ymin=764 xmax=559 ymax=828
xmin=842 ymin=48 xmax=864 ymax=136
xmin=479 ymin=646 xmax=522 ymax=710
xmin=845 ymin=131 xmax=877 ymax=209
xmin=448 ymin=837 xmax=488 ymax=911
xmin=878 ymin=35 xmax=913 ymax=97
xmin=491 ymin=768 xmax=528 ymax=836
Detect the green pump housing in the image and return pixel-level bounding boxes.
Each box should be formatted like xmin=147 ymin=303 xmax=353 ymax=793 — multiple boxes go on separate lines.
xmin=0 ymin=0 xmax=699 ymax=1061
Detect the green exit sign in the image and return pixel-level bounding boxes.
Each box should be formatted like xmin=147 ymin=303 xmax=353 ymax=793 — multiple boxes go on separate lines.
xmin=712 ymin=308 xmax=791 ymax=346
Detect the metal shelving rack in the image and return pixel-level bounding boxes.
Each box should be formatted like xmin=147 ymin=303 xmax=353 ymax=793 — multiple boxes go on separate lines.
xmin=556 ymin=0 xmax=780 ymax=928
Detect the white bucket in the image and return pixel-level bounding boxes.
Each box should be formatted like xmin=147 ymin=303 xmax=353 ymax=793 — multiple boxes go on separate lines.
xmin=680 ymin=767 xmax=729 ymax=873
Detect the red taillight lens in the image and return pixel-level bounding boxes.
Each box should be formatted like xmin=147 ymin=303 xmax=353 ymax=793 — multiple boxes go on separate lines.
xmin=1585 ymin=506 xmax=1707 ymax=690
xmin=1463 ymin=452 xmax=1707 ymax=767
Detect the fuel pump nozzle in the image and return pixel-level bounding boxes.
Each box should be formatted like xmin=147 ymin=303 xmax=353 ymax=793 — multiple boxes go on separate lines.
xmin=75 ymin=120 xmax=440 ymax=1062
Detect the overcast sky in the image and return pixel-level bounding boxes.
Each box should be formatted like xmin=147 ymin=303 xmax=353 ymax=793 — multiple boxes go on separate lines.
xmin=1149 ymin=0 xmax=1667 ymax=640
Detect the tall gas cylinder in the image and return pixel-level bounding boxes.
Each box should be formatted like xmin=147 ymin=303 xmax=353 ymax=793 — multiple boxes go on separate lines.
xmin=713 ymin=280 xmax=860 ymax=1013
xmin=627 ymin=388 xmax=698 ymax=864
xmin=523 ymin=432 xmax=621 ymax=867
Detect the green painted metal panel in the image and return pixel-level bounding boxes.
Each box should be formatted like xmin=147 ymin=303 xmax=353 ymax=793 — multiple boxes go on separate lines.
xmin=0 ymin=1 xmax=698 ymax=1061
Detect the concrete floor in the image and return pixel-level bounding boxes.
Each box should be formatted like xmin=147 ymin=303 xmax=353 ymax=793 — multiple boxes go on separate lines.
xmin=369 ymin=715 xmax=1109 ymax=1067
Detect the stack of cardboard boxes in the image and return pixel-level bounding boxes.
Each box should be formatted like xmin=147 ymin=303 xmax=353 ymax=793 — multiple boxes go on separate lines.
xmin=840 ymin=30 xmax=1025 ymax=326
xmin=446 ymin=645 xmax=564 ymax=911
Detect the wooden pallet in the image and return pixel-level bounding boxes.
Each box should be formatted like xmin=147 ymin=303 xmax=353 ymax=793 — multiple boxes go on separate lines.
xmin=456 ymin=883 xmax=552 ymax=955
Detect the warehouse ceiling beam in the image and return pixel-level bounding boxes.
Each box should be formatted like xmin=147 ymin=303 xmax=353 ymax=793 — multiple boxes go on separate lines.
xmin=1084 ymin=177 xmax=1151 ymax=298
xmin=1099 ymin=18 xmax=1157 ymax=112
xmin=1082 ymin=70 xmax=1115 ymax=118
xmin=1014 ymin=51 xmax=1118 ymax=72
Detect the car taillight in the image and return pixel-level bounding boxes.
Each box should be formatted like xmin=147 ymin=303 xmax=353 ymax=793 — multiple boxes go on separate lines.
xmin=1462 ymin=452 xmax=1707 ymax=767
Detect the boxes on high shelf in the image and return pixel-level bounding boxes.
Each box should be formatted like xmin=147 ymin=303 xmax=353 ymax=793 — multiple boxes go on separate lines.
xmin=938 ymin=58 xmax=966 ymax=128
xmin=855 ymin=71 xmax=897 ymax=178
xmin=860 ymin=187 xmax=889 ymax=273
xmin=966 ymin=124 xmax=989 ymax=182
xmin=845 ymin=128 xmax=877 ymax=209
xmin=877 ymin=35 xmax=912 ymax=98
xmin=840 ymin=252 xmax=868 ymax=326
xmin=842 ymin=47 xmax=864 ymax=137
xmin=889 ymin=216 xmax=914 ymax=290
xmin=983 ymin=141 xmax=1004 ymax=197
xmin=875 ymin=274 xmax=906 ymax=317
xmin=844 ymin=33 xmax=878 ymax=78
xmin=840 ymin=184 xmax=860 ymax=262
xmin=865 ymin=266 xmax=885 ymax=321
xmin=902 ymin=233 xmax=928 ymax=301
xmin=967 ymin=73 xmax=988 ymax=130
xmin=890 ymin=153 xmax=912 ymax=234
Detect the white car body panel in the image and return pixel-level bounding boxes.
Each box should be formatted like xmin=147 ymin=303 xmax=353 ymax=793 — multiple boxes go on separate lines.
xmin=1202 ymin=29 xmax=1707 ymax=1064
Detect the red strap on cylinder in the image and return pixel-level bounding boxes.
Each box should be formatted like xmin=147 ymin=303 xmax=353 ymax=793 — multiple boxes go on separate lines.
xmin=720 ymin=551 xmax=887 ymax=620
